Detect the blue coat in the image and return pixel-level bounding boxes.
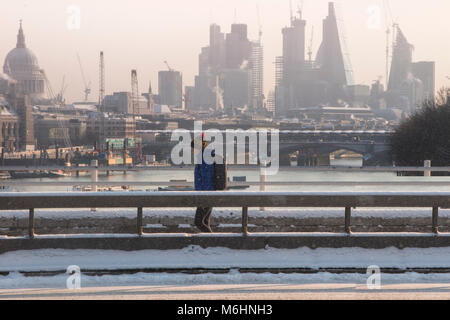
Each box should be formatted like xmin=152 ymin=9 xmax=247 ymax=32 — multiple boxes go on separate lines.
xmin=194 ymin=156 xmax=215 ymax=191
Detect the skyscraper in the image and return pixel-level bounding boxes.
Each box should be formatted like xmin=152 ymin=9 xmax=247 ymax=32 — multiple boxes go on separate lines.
xmin=277 ymin=10 xmax=307 ymax=111
xmin=158 ymin=70 xmax=183 ymax=109
xmin=275 ymin=2 xmax=354 ymax=116
xmin=316 ymin=2 xmax=354 ymax=87
xmin=222 ymin=69 xmax=250 ymax=110
xmin=388 ymin=26 xmax=413 ymax=92
xmin=250 ymin=41 xmax=264 ymax=110
xmin=9 ymin=93 xmax=35 ymax=151
xmin=412 ymin=61 xmax=435 ymax=102
xmin=226 ymin=24 xmax=251 ymax=69
xmin=386 ymin=25 xmax=435 ymax=113
xmin=189 ymin=23 xmax=263 ymax=112
xmin=209 ymin=24 xmax=226 ymax=73
xmin=282 ymin=11 xmax=306 ymax=89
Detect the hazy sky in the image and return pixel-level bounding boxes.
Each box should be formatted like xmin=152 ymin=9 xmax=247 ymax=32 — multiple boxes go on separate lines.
xmin=1 ymin=0 xmax=449 ymax=103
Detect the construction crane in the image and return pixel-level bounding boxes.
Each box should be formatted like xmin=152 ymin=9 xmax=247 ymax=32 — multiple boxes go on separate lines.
xmin=76 ymin=53 xmax=91 ymax=102
xmin=99 ymin=51 xmax=105 ymax=109
xmin=298 ymin=0 xmax=304 ymax=15
xmin=307 ymin=26 xmax=314 ymax=63
xmin=60 ymin=76 xmax=68 ymax=102
xmin=289 ymin=0 xmax=293 ymax=22
xmin=98 ymin=51 xmax=106 ymax=151
xmin=385 ymin=26 xmax=391 ymax=88
xmin=383 ymin=0 xmax=396 ymax=89
xmin=55 ymin=75 xmax=68 ymax=105
xmin=42 ymin=71 xmax=72 ymax=150
xmin=164 ymin=60 xmax=174 ymax=72
xmin=256 ymin=4 xmax=262 ymax=44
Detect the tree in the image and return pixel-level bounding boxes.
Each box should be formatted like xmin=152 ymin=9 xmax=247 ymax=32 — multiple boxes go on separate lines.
xmin=391 ymin=89 xmax=450 ymax=167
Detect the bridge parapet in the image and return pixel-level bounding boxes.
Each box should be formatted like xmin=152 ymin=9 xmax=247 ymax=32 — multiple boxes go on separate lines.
xmin=1 ymin=191 xmax=448 ymax=240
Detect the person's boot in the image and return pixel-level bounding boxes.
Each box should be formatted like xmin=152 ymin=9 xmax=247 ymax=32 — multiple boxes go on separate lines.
xmin=202 ymin=208 xmax=213 ymax=233
xmin=195 ymin=207 xmax=211 ymax=232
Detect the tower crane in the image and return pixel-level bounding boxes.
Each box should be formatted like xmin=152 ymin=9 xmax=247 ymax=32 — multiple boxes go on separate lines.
xmin=164 ymin=60 xmax=174 ymax=72
xmin=99 ymin=51 xmax=105 ymax=108
xmin=289 ymin=0 xmax=293 ymax=23
xmin=56 ymin=75 xmax=68 ymax=105
xmin=76 ymin=53 xmax=91 ymax=102
xmin=298 ymin=0 xmax=304 ymax=15
xmin=383 ymin=0 xmax=396 ymax=89
xmin=42 ymin=71 xmax=72 ymax=150
xmin=256 ymin=4 xmax=262 ymax=44
xmin=98 ymin=51 xmax=106 ymax=151
xmin=307 ymin=26 xmax=314 ymax=63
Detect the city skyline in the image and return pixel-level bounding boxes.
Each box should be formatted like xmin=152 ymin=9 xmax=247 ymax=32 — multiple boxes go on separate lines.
xmin=0 ymin=0 xmax=448 ymax=103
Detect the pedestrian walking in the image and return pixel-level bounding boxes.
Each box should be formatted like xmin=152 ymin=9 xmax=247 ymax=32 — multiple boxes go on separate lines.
xmin=191 ymin=134 xmax=227 ymax=232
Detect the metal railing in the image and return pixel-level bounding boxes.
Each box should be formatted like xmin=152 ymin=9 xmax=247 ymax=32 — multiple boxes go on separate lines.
xmin=1 ymin=191 xmax=449 ymax=238
xmin=2 ymin=162 xmax=450 ymax=239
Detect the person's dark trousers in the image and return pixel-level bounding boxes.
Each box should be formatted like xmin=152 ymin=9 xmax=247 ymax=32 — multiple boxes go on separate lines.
xmin=195 ymin=207 xmax=213 ymax=232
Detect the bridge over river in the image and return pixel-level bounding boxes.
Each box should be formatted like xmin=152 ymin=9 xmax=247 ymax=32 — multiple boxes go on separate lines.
xmin=140 ymin=130 xmax=392 ymax=165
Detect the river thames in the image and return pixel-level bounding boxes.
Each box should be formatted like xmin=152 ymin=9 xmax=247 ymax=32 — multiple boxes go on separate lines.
xmin=9 ymin=159 xmax=450 ymax=193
